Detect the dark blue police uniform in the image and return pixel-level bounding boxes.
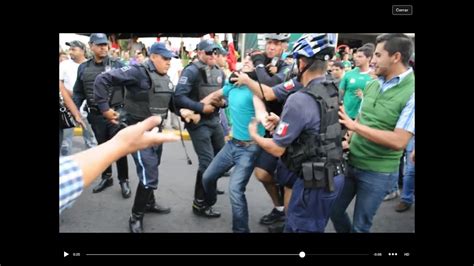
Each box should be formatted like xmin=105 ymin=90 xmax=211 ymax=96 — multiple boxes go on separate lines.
xmin=273 ymin=77 xmax=344 ymax=232
xmin=174 ymin=40 xmax=227 ymax=217
xmin=73 ymin=35 xmax=129 ymax=196
xmin=94 ymin=42 xmax=177 ymax=232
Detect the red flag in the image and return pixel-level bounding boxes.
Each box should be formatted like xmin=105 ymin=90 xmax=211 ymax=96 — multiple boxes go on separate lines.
xmin=227 ymin=42 xmax=236 ymax=71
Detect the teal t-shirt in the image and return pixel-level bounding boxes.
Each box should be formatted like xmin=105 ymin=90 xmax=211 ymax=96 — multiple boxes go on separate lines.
xmin=339 ymin=67 xmax=373 ymax=119
xmin=223 ymin=81 xmax=265 ymax=140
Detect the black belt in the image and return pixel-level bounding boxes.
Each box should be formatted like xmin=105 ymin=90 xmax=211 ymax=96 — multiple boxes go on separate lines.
xmin=88 ymin=104 xmax=124 ymax=114
xmin=231 ymin=138 xmax=256 ymax=147
xmin=87 ymin=106 xmax=101 ymax=114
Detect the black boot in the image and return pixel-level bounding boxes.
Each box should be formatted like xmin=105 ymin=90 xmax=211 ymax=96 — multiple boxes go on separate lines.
xmin=92 ymin=176 xmax=113 ymax=193
xmin=120 ymin=180 xmax=131 ymax=198
xmin=129 ymin=212 xmax=144 ymax=233
xmin=278 ymin=185 xmax=285 ymax=206
xmin=192 ymin=170 xmax=221 ymax=218
xmin=146 ymin=192 xmax=171 ymax=214
xmin=129 ymin=183 xmax=153 ymax=233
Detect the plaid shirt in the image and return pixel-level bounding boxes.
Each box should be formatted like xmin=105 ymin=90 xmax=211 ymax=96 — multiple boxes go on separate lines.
xmin=59 ymin=156 xmax=83 ymax=214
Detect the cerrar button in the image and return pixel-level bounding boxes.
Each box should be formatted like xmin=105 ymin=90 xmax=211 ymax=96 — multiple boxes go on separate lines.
xmin=392 ymin=5 xmax=413 ymax=15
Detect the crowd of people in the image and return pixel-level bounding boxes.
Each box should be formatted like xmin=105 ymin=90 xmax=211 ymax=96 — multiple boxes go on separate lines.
xmin=59 ymin=33 xmax=415 ymax=233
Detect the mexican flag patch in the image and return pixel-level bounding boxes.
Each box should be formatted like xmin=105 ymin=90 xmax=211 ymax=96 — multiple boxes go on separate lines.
xmin=283 ymin=80 xmax=295 ymax=91
xmin=275 ymin=121 xmax=289 ymax=136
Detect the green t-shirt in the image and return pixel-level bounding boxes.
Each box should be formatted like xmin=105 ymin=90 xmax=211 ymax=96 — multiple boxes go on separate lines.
xmin=339 ymin=67 xmax=373 ymax=119
xmin=342 ymin=60 xmax=352 ymax=70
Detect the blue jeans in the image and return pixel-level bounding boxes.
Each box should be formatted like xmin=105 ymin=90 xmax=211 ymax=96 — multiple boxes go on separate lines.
xmin=60 ymin=128 xmax=74 ymax=156
xmin=330 ymin=165 xmax=398 ymax=232
xmin=202 ymin=140 xmax=261 ymax=233
xmin=60 ymin=113 xmax=97 ymax=156
xmin=81 ymin=112 xmax=97 ymax=149
xmin=401 ymin=137 xmax=415 ymax=204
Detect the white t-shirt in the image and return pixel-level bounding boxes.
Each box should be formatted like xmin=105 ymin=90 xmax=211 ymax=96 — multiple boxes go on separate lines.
xmin=168 ymin=58 xmax=183 ymax=86
xmin=59 ymin=59 xmax=81 ymax=93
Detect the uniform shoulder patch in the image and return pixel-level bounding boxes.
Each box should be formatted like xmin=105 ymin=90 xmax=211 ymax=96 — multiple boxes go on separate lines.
xmin=120 ymin=66 xmax=132 ymax=72
xmin=283 ymin=80 xmax=295 ymax=91
xmin=275 ymin=121 xmax=289 ymax=136
xmin=178 ymin=76 xmax=188 ymax=84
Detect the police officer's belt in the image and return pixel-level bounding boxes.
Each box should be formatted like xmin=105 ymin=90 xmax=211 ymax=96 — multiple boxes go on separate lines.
xmin=88 ymin=104 xmax=124 ymax=114
xmin=231 ymin=138 xmax=256 ymax=147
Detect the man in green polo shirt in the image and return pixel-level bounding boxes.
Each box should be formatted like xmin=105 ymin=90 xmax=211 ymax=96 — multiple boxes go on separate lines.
xmin=330 ymin=33 xmax=415 ymax=233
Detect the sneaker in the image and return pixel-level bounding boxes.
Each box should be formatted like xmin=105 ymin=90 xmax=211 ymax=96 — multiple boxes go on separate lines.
xmin=192 ymin=203 xmax=221 ymax=218
xmin=395 ymin=201 xmax=412 ymax=212
xmin=383 ymin=190 xmax=400 ymax=201
xmin=268 ymin=221 xmax=285 ymax=233
xmin=259 ymin=208 xmax=285 ymax=225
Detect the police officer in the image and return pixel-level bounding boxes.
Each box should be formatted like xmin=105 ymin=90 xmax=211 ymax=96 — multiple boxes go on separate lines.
xmin=174 ymin=39 xmax=226 ymax=218
xmin=94 ymin=42 xmax=178 ymax=233
xmin=246 ymin=33 xmax=293 ymax=228
xmin=73 ymin=33 xmax=130 ymax=198
xmin=248 ymin=33 xmax=345 ymax=232
xmin=231 ymin=58 xmax=304 ymax=232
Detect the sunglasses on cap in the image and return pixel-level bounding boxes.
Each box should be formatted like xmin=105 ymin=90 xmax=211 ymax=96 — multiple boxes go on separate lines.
xmin=205 ymin=50 xmax=218 ymax=56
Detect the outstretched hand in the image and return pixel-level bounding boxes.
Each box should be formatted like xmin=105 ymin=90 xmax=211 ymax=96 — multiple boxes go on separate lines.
xmin=338 ymin=105 xmax=357 ymax=131
xmin=113 ymin=116 xmax=180 ymax=154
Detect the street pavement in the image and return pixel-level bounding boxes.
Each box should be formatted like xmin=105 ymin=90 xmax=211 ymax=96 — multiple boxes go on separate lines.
xmin=60 ymin=135 xmax=414 ymax=233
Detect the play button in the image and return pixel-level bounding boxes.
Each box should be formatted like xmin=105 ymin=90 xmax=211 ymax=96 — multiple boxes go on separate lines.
xmin=64 ymin=251 xmax=69 ymax=257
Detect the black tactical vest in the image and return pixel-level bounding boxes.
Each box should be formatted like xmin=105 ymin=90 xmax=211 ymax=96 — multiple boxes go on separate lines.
xmin=82 ymin=57 xmax=124 ymax=107
xmin=193 ymin=61 xmax=223 ymax=100
xmin=123 ymin=62 xmax=173 ymax=121
xmin=280 ymin=81 xmax=344 ymax=190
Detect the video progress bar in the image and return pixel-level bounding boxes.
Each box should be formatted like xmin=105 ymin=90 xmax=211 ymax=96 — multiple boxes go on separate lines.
xmin=86 ymin=253 xmax=370 ymax=257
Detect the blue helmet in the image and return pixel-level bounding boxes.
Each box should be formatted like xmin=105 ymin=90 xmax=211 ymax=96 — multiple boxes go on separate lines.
xmin=292 ymin=33 xmax=337 ymax=60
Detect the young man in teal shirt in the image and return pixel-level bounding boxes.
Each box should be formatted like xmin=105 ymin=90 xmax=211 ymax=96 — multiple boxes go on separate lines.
xmin=200 ymin=56 xmax=266 ymax=232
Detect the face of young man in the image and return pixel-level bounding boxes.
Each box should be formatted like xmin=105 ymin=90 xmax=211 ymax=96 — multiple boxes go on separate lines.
xmin=372 ymin=41 xmax=397 ymax=78
xmin=331 ymin=66 xmax=344 ymax=79
xmin=241 ymin=56 xmax=255 ymax=72
xmin=354 ymin=51 xmax=371 ymax=68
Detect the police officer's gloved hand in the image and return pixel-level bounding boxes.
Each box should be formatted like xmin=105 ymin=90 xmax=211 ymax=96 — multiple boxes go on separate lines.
xmin=251 ymin=53 xmax=266 ymax=66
